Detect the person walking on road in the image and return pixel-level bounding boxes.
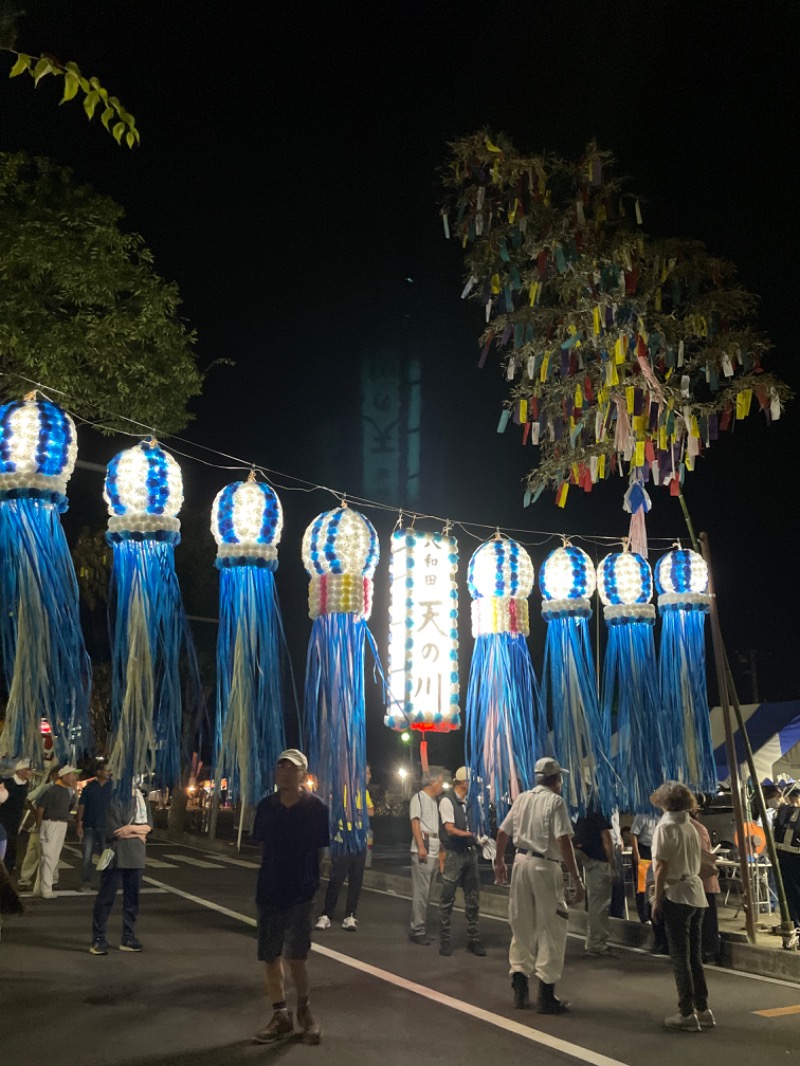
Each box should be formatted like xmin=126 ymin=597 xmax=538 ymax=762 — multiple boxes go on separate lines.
xmin=315 ymin=765 xmax=374 ymax=933
xmin=77 ymin=759 xmax=114 ymax=891
xmin=89 ymin=783 xmax=152 ymax=955
xmin=574 ymin=803 xmax=619 ymax=958
xmin=438 ymin=767 xmax=485 ymax=957
xmin=17 ymin=768 xmax=59 ymax=890
xmin=251 ymin=749 xmax=329 ymax=1046
xmin=34 ymin=765 xmax=79 ymax=899
xmin=0 ymin=760 xmax=35 ymax=873
xmin=408 ymin=769 xmax=444 ymax=945
xmin=650 ymin=781 xmax=713 ymax=1032
xmin=493 ymin=757 xmax=585 ymax=1015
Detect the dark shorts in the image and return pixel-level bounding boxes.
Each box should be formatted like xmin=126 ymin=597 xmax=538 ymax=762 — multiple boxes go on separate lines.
xmin=257 ymin=900 xmax=314 ymax=963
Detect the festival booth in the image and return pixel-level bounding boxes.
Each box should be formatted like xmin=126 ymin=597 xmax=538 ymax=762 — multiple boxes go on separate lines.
xmin=712 ymin=701 xmax=800 ymax=784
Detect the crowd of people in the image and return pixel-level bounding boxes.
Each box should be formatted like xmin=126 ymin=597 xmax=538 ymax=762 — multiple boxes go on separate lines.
xmin=3 ymin=748 xmax=800 ymax=1046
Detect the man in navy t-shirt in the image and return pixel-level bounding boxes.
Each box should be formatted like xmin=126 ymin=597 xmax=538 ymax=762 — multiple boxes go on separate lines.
xmin=251 ymin=750 xmax=329 ymax=1047
xmin=76 ymin=761 xmax=113 ymax=890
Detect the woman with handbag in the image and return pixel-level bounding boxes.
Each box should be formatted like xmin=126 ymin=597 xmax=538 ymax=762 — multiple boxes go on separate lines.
xmin=89 ymin=784 xmax=152 ymax=955
xmin=651 ymin=781 xmax=714 ymax=1032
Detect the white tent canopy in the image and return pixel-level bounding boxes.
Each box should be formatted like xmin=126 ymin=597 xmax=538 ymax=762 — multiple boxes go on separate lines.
xmin=711 ymin=701 xmax=800 ymax=783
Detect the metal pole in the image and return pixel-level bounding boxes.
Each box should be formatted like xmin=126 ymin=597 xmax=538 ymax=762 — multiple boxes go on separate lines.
xmin=699 ymin=532 xmax=796 ymax=950
xmin=236 ymin=800 xmax=245 ymax=854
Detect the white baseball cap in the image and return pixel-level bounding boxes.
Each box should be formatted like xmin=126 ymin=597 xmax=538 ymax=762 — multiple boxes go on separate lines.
xmin=454 ymin=766 xmax=470 ymax=782
xmin=57 ymin=764 xmax=80 ymax=778
xmin=277 ymin=749 xmax=308 ymax=771
xmin=534 ymin=757 xmax=568 ymax=777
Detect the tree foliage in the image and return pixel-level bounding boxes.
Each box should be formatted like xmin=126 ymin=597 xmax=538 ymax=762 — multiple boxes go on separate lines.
xmin=0 ymin=152 xmax=204 ymax=434
xmin=443 ymin=132 xmax=791 ymax=507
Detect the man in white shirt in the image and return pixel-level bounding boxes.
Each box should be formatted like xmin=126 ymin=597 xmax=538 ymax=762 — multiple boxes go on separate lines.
xmin=494 ymin=757 xmax=585 ymax=1014
xmin=408 ymin=770 xmax=444 ymax=945
xmin=438 ymin=767 xmax=485 ymax=957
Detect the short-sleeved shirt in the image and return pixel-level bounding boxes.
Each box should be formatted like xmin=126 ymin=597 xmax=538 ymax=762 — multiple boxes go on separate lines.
xmin=409 ymin=790 xmax=441 ymax=855
xmin=499 ymin=785 xmax=573 ymax=860
xmin=574 ymin=810 xmax=612 ymax=863
xmin=652 ymin=811 xmax=707 ymax=908
xmin=37 ymin=784 xmax=73 ymax=821
xmin=630 ymin=814 xmax=658 ymax=847
xmin=253 ymin=791 xmax=329 ymax=908
xmin=79 ymin=779 xmax=114 ymax=829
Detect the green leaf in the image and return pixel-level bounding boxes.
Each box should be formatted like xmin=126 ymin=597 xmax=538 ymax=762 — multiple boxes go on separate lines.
xmin=112 ymin=121 xmax=126 ymax=144
xmin=125 ymin=130 xmax=136 ymax=149
xmin=83 ymin=90 xmax=100 ymax=120
xmin=9 ymin=54 xmax=32 ymax=79
xmin=64 ymin=61 xmax=82 ymax=76
xmin=33 ymin=57 xmax=53 ymax=87
xmin=60 ymin=72 xmax=80 ymax=104
xmin=100 ymin=106 xmax=114 ymax=131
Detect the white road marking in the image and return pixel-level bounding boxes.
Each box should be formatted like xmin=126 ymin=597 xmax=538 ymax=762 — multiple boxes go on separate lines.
xmin=161 ymin=854 xmax=224 ymax=869
xmin=143 ymin=876 xmax=629 ymax=1066
xmin=144 ymin=858 xmax=179 ymax=868
xmin=18 ymin=888 xmax=168 ymax=897
xmin=211 ymin=855 xmax=260 ymax=869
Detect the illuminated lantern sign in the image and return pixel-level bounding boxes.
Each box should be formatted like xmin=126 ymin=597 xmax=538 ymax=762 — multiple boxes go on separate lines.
xmin=385 ymin=530 xmax=460 ymax=732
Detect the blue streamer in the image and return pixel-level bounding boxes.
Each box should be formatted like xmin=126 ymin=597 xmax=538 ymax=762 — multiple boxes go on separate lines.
xmin=215 ymin=563 xmax=287 ymax=807
xmin=658 ymin=604 xmax=716 ymax=790
xmin=602 ymin=617 xmax=667 ymax=813
xmin=0 ymin=495 xmax=92 ymax=764
xmin=304 ymin=614 xmax=368 ymax=857
xmin=466 ymin=632 xmax=545 ymax=832
xmin=542 ymin=614 xmax=614 ymax=817
xmin=107 ymin=537 xmax=200 ymax=798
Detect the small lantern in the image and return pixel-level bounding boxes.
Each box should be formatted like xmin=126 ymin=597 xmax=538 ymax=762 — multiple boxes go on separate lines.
xmin=539 ymin=544 xmax=596 ymax=618
xmin=597 ymin=550 xmax=654 ymax=623
xmin=468 ymin=537 xmax=534 ymax=636
xmin=302 ymin=505 xmax=379 ymax=619
xmin=654 ymin=547 xmax=710 ymax=604
xmin=212 ymin=476 xmax=282 ymax=567
xmin=0 ymin=398 xmax=78 ymax=503
xmin=104 ymin=440 xmax=183 ymax=538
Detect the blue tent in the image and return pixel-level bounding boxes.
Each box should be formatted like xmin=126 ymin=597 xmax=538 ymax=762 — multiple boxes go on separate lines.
xmin=711 ymin=701 xmax=800 ymax=783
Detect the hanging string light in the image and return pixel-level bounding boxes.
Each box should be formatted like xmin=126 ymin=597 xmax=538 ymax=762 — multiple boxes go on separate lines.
xmin=465 ymin=535 xmax=545 ymax=831
xmin=598 ymin=545 xmax=665 ymax=812
xmin=540 ymin=543 xmax=613 ymax=815
xmin=302 ymin=504 xmax=379 ymax=855
xmin=0 ymin=394 xmax=91 ymax=764
xmin=655 ymin=546 xmax=716 ymax=789
xmin=104 ymin=439 xmax=201 ymax=796
xmin=211 ymin=472 xmax=288 ymax=806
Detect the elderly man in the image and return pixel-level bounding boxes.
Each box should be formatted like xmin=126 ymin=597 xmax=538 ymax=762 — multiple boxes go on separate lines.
xmin=34 ymin=764 xmax=79 ymax=899
xmin=0 ymin=759 xmax=34 ymax=872
xmin=494 ymin=757 xmax=585 ymax=1015
xmin=251 ymin=750 xmax=329 ymax=1046
xmin=438 ymin=766 xmax=485 ymax=957
xmin=408 ymin=768 xmax=444 ymax=945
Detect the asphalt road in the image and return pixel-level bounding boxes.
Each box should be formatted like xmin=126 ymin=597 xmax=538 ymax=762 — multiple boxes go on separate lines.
xmin=1 ymin=838 xmax=798 ymax=1066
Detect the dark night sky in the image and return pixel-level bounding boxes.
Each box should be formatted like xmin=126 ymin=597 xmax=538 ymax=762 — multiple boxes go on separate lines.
xmin=3 ymin=2 xmax=798 ymax=778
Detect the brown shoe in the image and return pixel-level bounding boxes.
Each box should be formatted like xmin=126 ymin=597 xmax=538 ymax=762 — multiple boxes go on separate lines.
xmin=297 ymin=1002 xmax=322 ymax=1045
xmin=253 ymin=1009 xmax=294 ymax=1044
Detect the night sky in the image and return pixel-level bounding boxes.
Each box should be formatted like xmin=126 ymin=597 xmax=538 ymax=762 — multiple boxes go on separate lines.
xmin=3 ymin=2 xmax=798 ymax=781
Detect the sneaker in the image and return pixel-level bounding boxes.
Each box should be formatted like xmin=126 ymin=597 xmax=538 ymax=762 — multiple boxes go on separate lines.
xmin=296 ymin=1002 xmax=322 ymax=1045
xmin=314 ymin=915 xmax=331 ymax=931
xmin=78 ymin=884 xmax=93 ymax=893
xmin=253 ymin=1009 xmax=294 ymax=1044
xmin=119 ymin=938 xmax=143 ymax=952
xmin=696 ymin=1009 xmax=716 ymax=1028
xmin=409 ymin=932 xmax=431 ymax=945
xmin=16 ymin=881 xmax=31 ymax=890
xmin=342 ymin=915 xmax=358 ymax=931
xmin=39 ymin=891 xmax=56 ymax=900
xmin=586 ymin=946 xmax=619 ymax=958
xmin=466 ymin=940 xmax=487 ymax=956
xmin=664 ymin=1012 xmax=701 ymax=1031
xmin=89 ymin=939 xmax=109 ymax=956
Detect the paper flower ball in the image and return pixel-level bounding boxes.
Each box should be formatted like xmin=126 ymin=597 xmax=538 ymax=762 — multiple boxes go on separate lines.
xmin=597 ymin=551 xmax=653 ymax=606
xmin=104 ymin=440 xmax=183 ymax=536
xmin=212 ymin=478 xmax=282 ymax=566
xmin=540 ymin=545 xmax=596 ymax=602
xmin=468 ymin=538 xmax=534 ymax=599
xmin=0 ymin=398 xmax=78 ymax=499
xmin=302 ymin=506 xmax=379 ymax=578
xmin=654 ymin=548 xmax=709 ymax=596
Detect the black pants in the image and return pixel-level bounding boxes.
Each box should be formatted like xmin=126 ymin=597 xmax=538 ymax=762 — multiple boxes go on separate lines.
xmin=2 ymin=833 xmax=19 ymax=873
xmin=701 ymin=892 xmax=720 ymax=961
xmin=662 ymin=898 xmax=708 ymax=1016
xmin=92 ymin=867 xmax=143 ymax=943
xmin=777 ymin=851 xmax=800 ymax=928
xmin=322 ymin=849 xmax=367 ymax=919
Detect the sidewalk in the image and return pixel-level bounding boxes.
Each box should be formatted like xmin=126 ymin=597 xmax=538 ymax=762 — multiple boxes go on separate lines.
xmin=155 ymin=827 xmax=800 ymax=985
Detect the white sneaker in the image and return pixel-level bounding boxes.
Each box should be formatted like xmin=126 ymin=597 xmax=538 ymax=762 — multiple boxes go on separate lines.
xmin=664 ymin=1012 xmax=701 ymax=1031
xmin=314 ymin=915 xmax=331 ymax=930
xmin=342 ymin=916 xmax=358 ymax=931
xmin=696 ymin=1009 xmax=716 ymax=1028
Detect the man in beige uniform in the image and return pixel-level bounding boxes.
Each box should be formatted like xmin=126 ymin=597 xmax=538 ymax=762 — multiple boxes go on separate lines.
xmin=494 ymin=757 xmax=585 ymax=1014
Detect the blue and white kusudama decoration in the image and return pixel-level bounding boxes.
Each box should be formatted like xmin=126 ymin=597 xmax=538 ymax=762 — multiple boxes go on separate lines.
xmin=540 ymin=543 xmax=613 ymax=816
xmin=104 ymin=439 xmax=201 ymax=797
xmin=655 ymin=547 xmax=716 ymax=790
xmin=598 ymin=548 xmax=666 ymax=813
xmin=302 ymin=504 xmax=379 ymax=856
xmin=211 ymin=473 xmax=287 ymax=807
xmin=465 ymin=536 xmax=545 ymax=830
xmin=0 ymin=395 xmax=91 ymax=765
